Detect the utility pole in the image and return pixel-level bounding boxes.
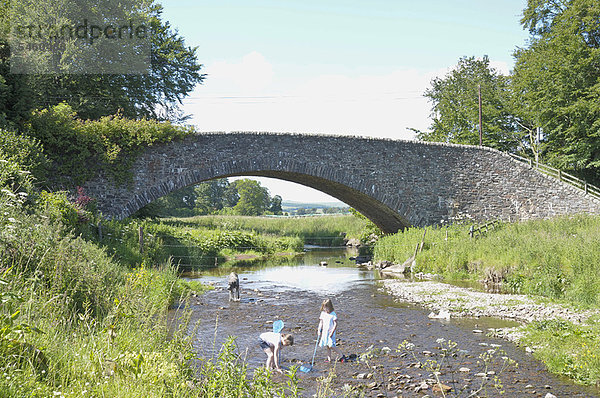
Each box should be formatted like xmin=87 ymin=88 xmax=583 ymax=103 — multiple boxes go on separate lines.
xmin=478 ymin=84 xmax=483 ymax=146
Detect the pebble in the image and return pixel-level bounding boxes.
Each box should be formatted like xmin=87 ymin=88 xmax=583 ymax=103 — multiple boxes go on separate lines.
xmin=544 ymin=393 xmax=557 ymax=398
xmin=459 ymin=367 xmax=470 ymax=372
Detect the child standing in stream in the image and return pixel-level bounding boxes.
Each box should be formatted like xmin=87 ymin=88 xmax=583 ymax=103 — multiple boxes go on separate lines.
xmin=317 ymin=298 xmax=346 ymax=362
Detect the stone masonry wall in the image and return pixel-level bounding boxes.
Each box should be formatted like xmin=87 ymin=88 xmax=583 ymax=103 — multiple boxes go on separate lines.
xmin=81 ymin=132 xmax=600 ymax=233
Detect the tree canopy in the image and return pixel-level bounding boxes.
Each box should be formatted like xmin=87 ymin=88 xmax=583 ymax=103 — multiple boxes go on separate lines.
xmin=0 ymin=0 xmax=204 ymax=127
xmin=417 ymin=56 xmax=522 ymax=152
xmin=513 ymin=0 xmax=600 ymax=181
xmin=136 ymin=178 xmax=284 ymax=218
xmin=418 ymin=0 xmax=600 ymax=183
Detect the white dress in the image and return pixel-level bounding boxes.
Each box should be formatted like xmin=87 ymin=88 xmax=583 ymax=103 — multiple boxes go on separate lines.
xmin=318 ymin=311 xmax=337 ymax=347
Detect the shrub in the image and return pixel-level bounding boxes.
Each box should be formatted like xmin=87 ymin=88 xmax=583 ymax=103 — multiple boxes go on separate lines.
xmin=24 ymin=103 xmax=194 ymax=185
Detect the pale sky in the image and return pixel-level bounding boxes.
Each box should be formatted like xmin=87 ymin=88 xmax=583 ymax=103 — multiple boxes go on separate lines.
xmin=161 ymin=0 xmax=530 ymax=203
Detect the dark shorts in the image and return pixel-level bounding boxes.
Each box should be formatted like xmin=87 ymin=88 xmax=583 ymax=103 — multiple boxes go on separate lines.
xmin=259 ymin=339 xmax=271 ymax=350
xmin=228 ymin=281 xmax=239 ymax=290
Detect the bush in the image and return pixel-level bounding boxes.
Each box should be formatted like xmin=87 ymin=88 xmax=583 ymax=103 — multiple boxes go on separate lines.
xmin=24 ymin=103 xmax=194 ymax=184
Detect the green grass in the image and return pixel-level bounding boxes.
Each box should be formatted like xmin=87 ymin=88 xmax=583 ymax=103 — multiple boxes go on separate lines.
xmin=375 ymin=215 xmax=600 ymax=306
xmin=161 ymin=214 xmax=366 ymax=246
xmin=0 ymin=187 xmax=299 ymax=397
xmin=375 ymin=214 xmax=600 ymax=386
xmin=519 ymin=319 xmax=600 ymax=385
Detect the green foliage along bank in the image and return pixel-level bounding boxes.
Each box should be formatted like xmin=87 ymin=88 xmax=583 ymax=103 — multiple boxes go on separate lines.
xmin=95 ymin=218 xmax=304 ymax=269
xmin=24 ymin=103 xmax=194 ymax=185
xmin=161 ymin=214 xmax=367 ymax=246
xmin=375 ymin=215 xmax=600 ymax=386
xmin=0 ymin=131 xmax=299 ymax=397
xmin=374 ymin=215 xmax=600 ymax=306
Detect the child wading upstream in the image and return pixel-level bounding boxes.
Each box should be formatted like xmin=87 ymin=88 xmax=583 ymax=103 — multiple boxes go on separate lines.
xmin=317 ymin=298 xmax=346 ymax=362
xmin=258 ymin=331 xmax=294 ymax=373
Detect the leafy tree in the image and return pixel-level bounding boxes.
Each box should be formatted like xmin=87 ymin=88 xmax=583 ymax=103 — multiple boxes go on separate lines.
xmin=269 ymin=195 xmax=283 ymax=215
xmin=0 ymin=1 xmax=205 ymax=126
xmin=513 ymin=0 xmax=600 ymax=182
xmin=223 ymin=182 xmax=241 ymax=208
xmin=417 ymin=56 xmax=523 ymax=152
xmin=193 ymin=179 xmax=230 ymax=215
xmin=231 ymin=179 xmax=271 ymax=216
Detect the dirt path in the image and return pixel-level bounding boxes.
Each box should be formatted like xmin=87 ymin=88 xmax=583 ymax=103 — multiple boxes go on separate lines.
xmin=184 ymin=275 xmax=598 ymax=397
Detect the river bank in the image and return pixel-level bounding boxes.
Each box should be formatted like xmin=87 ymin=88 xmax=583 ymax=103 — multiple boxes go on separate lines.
xmin=380 ymin=278 xmax=598 ymax=325
xmin=373 ymin=215 xmax=600 ymax=387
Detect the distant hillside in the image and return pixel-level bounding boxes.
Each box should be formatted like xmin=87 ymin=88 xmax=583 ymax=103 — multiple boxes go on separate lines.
xmin=282 ymin=200 xmax=348 ymax=209
xmin=281 ymin=200 xmax=349 ymax=215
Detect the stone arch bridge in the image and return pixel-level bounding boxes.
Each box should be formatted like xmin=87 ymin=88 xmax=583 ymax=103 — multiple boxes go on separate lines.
xmin=82 ymin=132 xmax=600 ymax=234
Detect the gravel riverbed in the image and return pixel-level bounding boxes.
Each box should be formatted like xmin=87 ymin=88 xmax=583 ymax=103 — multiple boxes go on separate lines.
xmin=380 ymin=278 xmax=600 ymax=344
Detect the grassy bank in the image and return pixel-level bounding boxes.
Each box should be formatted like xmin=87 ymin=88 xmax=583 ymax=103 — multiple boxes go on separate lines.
xmin=374 ymin=214 xmax=600 ymax=385
xmin=161 ymin=214 xmax=366 ymax=246
xmin=93 ymin=218 xmax=304 ymax=269
xmin=375 ymin=215 xmax=600 ymax=306
xmin=87 ymin=215 xmax=366 ymax=270
xmin=0 ymin=150 xmax=300 ymax=396
xmin=0 ymin=201 xmax=301 ymax=397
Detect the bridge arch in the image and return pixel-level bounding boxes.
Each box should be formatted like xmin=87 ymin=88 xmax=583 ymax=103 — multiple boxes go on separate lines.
xmin=82 ymin=132 xmax=600 ymax=234
xmin=124 ymin=157 xmax=410 ymax=233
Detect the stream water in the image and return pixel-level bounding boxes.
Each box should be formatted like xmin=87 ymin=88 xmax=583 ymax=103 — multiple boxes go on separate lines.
xmin=177 ymin=247 xmax=598 ymax=397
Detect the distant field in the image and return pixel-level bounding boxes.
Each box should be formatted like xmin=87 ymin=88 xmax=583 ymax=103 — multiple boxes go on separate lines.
xmin=162 ymin=214 xmax=365 ymax=245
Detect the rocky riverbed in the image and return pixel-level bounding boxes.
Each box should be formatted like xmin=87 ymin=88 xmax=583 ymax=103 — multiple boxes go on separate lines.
xmin=181 ymin=265 xmax=599 ymax=397
xmin=380 ymin=278 xmax=600 ymax=346
xmin=380 ymin=278 xmax=598 ymax=324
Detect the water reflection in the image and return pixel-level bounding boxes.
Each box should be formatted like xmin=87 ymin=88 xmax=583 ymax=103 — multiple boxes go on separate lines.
xmin=185 ymin=247 xmax=376 ymax=294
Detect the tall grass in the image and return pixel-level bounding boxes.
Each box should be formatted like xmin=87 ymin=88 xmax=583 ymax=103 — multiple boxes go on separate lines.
xmin=0 ymin=186 xmax=297 ymax=397
xmin=161 ymin=214 xmax=366 ymax=246
xmin=93 ymin=218 xmax=304 ymax=269
xmin=374 ymin=214 xmax=600 ymax=306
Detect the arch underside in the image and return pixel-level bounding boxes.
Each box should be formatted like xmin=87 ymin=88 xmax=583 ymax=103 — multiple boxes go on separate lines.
xmin=128 ymin=169 xmax=410 ymax=234
xmin=234 ymin=170 xmax=410 ymax=234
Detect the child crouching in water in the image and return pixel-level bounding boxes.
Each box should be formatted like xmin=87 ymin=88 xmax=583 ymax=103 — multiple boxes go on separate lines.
xmin=258 ymin=331 xmax=294 ymax=373
xmin=318 ymin=298 xmax=346 ymax=362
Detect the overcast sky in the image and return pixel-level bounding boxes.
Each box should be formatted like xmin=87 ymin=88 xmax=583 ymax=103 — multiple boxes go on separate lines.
xmin=161 ymin=0 xmax=530 ymax=203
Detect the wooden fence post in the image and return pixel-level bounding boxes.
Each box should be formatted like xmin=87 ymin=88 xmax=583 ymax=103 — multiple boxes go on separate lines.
xmin=139 ymin=226 xmax=144 ymax=255
xmin=558 ymin=170 xmax=562 ymax=181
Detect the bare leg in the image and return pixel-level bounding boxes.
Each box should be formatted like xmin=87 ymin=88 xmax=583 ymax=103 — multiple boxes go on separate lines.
xmin=326 ymin=347 xmax=332 ymax=362
xmin=263 ymin=347 xmax=274 ymax=369
xmin=332 ymin=346 xmax=344 ymax=361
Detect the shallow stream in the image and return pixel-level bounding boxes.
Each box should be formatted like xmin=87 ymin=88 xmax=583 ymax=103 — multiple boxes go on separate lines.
xmin=177 ymin=247 xmax=598 ymax=397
